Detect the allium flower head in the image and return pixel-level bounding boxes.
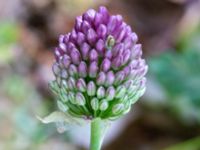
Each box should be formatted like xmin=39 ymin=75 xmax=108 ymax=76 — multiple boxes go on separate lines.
xmin=50 ymin=6 xmax=148 ymax=120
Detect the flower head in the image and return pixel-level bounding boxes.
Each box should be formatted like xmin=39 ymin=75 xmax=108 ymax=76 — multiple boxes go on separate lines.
xmin=50 ymin=6 xmax=148 ymax=120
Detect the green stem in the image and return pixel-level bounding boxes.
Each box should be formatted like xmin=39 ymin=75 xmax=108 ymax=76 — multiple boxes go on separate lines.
xmin=90 ymin=118 xmax=108 ymax=150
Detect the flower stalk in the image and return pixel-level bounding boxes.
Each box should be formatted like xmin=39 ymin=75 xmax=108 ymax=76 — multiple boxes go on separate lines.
xmin=90 ymin=118 xmax=108 ymax=150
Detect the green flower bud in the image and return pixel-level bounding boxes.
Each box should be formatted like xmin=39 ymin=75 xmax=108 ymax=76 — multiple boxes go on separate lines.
xmin=75 ymin=92 xmax=86 ymax=106
xmin=87 ymin=81 xmax=96 ymax=96
xmin=99 ymin=100 xmax=108 ymax=111
xmin=115 ymin=85 xmax=126 ymax=98
xmin=97 ymin=86 xmax=105 ymax=99
xmin=106 ymin=86 xmax=115 ymax=101
xmin=68 ymin=92 xmax=76 ymax=104
xmin=106 ymin=35 xmax=115 ymax=49
xmin=112 ymin=103 xmax=124 ymax=115
xmin=57 ymin=100 xmax=68 ymax=112
xmin=91 ymin=98 xmax=99 ymax=111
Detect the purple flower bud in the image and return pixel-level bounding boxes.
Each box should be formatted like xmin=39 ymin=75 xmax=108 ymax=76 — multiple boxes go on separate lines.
xmin=114 ymin=71 xmax=125 ymax=85
xmin=87 ymin=28 xmax=97 ymax=44
xmin=77 ymin=32 xmax=85 ymax=45
xmin=97 ymin=24 xmax=107 ymax=38
xmin=96 ymin=39 xmax=105 ymax=55
xmin=115 ymin=15 xmax=123 ymax=28
xmin=78 ymin=61 xmax=87 ymax=77
xmin=52 ymin=62 xmax=60 ymax=76
xmin=89 ymin=49 xmax=98 ymax=61
xmin=62 ymin=55 xmax=71 ymax=68
xmin=123 ymin=35 xmax=132 ymax=49
xmin=128 ymin=70 xmax=137 ymax=80
xmin=70 ymin=48 xmax=81 ymax=65
xmin=138 ymin=77 xmax=147 ymax=90
xmin=112 ymin=55 xmax=123 ymax=69
xmin=63 ymin=33 xmax=70 ymax=43
xmin=83 ymin=9 xmax=96 ymax=23
xmin=107 ymin=16 xmax=117 ymax=33
xmin=96 ymin=72 xmax=106 ymax=85
xmin=68 ymin=64 xmax=78 ymax=76
xmin=124 ymin=80 xmax=134 ymax=89
xmin=123 ymin=66 xmax=131 ymax=76
xmin=113 ymin=43 xmax=124 ymax=57
xmin=59 ymin=35 xmax=65 ymax=43
xmin=57 ymin=47 xmax=65 ymax=55
xmin=76 ymin=78 xmax=86 ymax=92
xmin=137 ymin=66 xmax=148 ymax=78
xmin=89 ymin=61 xmax=98 ymax=78
xmin=60 ymin=69 xmax=68 ymax=79
xmin=101 ymin=58 xmax=111 ymax=72
xmin=97 ymin=86 xmax=105 ymax=99
xmin=106 ymin=71 xmax=115 ymax=86
xmin=75 ymin=16 xmax=82 ymax=31
xmin=126 ymin=25 xmax=132 ymax=34
xmin=116 ymin=25 xmax=126 ymax=43
xmin=81 ymin=21 xmax=91 ymax=34
xmin=67 ymin=42 xmax=75 ymax=53
xmin=106 ymin=86 xmax=115 ymax=101
xmin=54 ymin=48 xmax=61 ymax=61
xmin=59 ymin=43 xmax=67 ymax=52
xmin=131 ymin=44 xmax=142 ymax=59
xmin=98 ymin=6 xmax=109 ymax=23
xmin=130 ymin=32 xmax=138 ymax=44
xmin=122 ymin=49 xmax=131 ymax=65
xmin=80 ymin=42 xmax=90 ymax=60
xmin=94 ymin=13 xmax=102 ymax=27
xmin=87 ymin=81 xmax=96 ymax=96
xmin=105 ymin=50 xmax=112 ymax=59
xmin=138 ymin=59 xmax=146 ymax=68
xmin=70 ymin=29 xmax=77 ymax=42
xmin=129 ymin=60 xmax=139 ymax=69
xmin=68 ymin=77 xmax=76 ymax=90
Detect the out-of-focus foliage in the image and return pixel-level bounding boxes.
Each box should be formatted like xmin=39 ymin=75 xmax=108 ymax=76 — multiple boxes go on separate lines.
xmin=0 ymin=74 xmax=72 ymax=150
xmin=0 ymin=21 xmax=18 ymax=63
xmin=177 ymin=24 xmax=200 ymax=52
xmin=0 ymin=22 xmax=18 ymax=45
xmin=149 ymin=50 xmax=200 ymax=123
xmin=148 ymin=23 xmax=200 ymax=124
xmin=0 ymin=0 xmax=200 ymax=149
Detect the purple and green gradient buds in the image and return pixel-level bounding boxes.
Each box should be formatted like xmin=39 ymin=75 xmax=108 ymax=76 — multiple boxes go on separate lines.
xmin=50 ymin=6 xmax=148 ymax=120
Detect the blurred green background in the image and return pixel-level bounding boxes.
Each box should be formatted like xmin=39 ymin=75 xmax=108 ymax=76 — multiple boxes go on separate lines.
xmin=0 ymin=0 xmax=200 ymax=150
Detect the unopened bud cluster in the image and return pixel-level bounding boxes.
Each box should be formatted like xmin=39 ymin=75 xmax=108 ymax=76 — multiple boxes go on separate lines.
xmin=49 ymin=6 xmax=148 ymax=120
